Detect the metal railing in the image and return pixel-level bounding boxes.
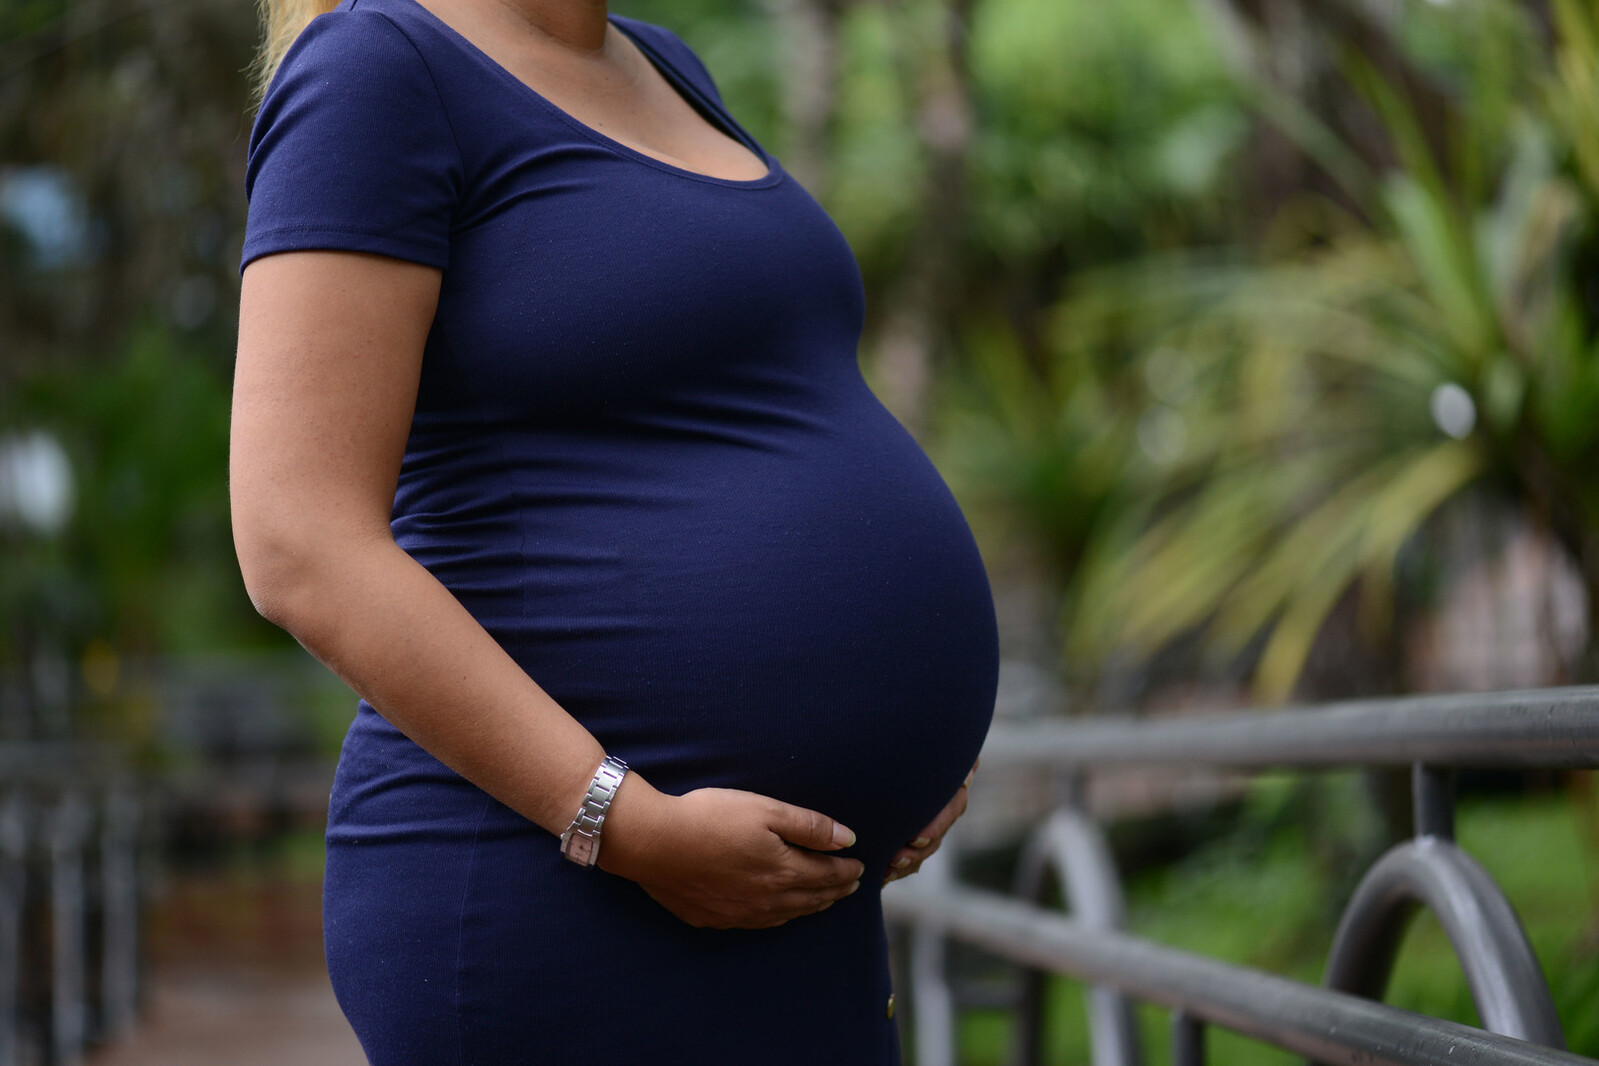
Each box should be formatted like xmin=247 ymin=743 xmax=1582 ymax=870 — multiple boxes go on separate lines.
xmin=0 ymin=745 xmax=140 ymax=1066
xmin=884 ymin=685 xmax=1599 ymax=1066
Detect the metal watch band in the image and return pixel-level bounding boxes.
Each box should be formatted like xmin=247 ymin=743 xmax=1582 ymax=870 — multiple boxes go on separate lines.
xmin=559 ymin=755 xmax=629 ymax=867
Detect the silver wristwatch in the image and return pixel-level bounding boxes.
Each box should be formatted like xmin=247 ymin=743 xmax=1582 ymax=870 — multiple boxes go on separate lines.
xmin=559 ymin=755 xmax=629 ymax=867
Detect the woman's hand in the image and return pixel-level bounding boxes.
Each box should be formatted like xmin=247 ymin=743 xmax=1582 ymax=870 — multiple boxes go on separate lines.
xmin=599 ymin=779 xmax=865 ymax=929
xmin=883 ymin=762 xmax=976 ymax=884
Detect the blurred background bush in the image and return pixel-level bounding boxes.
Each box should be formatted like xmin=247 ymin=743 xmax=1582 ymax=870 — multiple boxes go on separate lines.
xmin=2 ymin=0 xmax=1597 ymax=1062
xmin=10 ymin=0 xmax=1594 ymax=734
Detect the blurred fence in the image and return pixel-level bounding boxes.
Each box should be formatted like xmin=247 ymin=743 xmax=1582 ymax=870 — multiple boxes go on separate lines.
xmin=0 ymin=745 xmax=139 ymax=1066
xmin=886 ymin=686 xmax=1599 ymax=1066
xmin=0 ymin=653 xmax=351 ymax=1066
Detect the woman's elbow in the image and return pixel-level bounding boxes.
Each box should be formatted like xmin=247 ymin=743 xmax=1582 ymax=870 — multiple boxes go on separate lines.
xmin=232 ymin=501 xmax=393 ymax=642
xmin=230 ymin=485 xmax=360 ymax=631
xmin=233 ymin=520 xmax=318 ymax=631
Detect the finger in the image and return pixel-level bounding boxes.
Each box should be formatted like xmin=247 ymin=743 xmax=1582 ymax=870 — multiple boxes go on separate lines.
xmin=898 ymin=789 xmax=968 ymax=858
xmin=783 ymin=877 xmax=860 ymax=914
xmin=883 ymin=861 xmax=917 ymax=884
xmin=883 ymin=862 xmax=920 ymax=884
xmin=886 ymin=849 xmax=920 ymax=875
xmin=885 ymin=787 xmax=971 ymax=883
xmin=751 ymin=877 xmax=860 ymax=927
xmin=882 ymin=844 xmax=928 ymax=884
xmin=767 ymin=801 xmax=856 ymax=851
xmin=811 ymin=880 xmax=859 ymax=909
xmin=784 ymin=848 xmax=866 ymax=887
xmin=917 ymin=786 xmax=970 ymax=845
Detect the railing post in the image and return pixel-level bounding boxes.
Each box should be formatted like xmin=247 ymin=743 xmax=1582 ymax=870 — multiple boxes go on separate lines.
xmin=0 ymin=791 xmax=27 ymax=1066
xmin=1412 ymin=764 xmax=1455 ymax=841
xmin=49 ymin=792 xmax=90 ymax=1066
xmin=910 ymin=844 xmax=957 ymax=1066
xmin=1171 ymin=1009 xmax=1204 ymax=1066
xmin=99 ymin=786 xmax=139 ymax=1041
xmin=1011 ymin=775 xmax=1140 ymax=1066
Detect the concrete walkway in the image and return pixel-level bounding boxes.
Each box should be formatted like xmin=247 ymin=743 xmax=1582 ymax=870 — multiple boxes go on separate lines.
xmin=85 ymin=863 xmax=366 ymax=1066
xmin=88 ymin=967 xmax=365 ymax=1066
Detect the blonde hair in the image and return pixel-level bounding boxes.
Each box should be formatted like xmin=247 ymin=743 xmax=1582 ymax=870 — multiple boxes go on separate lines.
xmin=251 ymin=0 xmax=342 ymax=98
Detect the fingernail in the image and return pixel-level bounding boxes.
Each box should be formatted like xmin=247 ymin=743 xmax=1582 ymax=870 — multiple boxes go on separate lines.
xmin=963 ymin=768 xmax=975 ymax=788
xmin=911 ymin=836 xmax=932 ymax=849
xmin=846 ymin=880 xmax=860 ymax=895
xmin=893 ymin=856 xmax=912 ymax=869
xmin=833 ymin=824 xmax=857 ymax=848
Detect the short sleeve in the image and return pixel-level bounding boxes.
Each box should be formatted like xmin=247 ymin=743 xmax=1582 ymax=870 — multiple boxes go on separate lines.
xmin=241 ymin=9 xmax=462 ymax=272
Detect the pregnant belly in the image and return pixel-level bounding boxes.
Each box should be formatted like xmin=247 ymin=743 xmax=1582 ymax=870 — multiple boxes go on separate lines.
xmin=401 ymin=415 xmax=999 ymax=876
xmin=617 ymin=520 xmax=996 ymax=876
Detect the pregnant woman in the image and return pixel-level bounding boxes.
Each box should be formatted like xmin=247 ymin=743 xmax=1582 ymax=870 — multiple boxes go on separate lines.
xmin=229 ymin=0 xmax=998 ymax=1061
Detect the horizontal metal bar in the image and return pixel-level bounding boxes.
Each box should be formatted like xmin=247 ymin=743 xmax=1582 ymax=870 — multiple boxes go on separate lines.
xmin=983 ymin=686 xmax=1599 ymax=770
xmin=882 ymin=883 xmax=1597 ymax=1066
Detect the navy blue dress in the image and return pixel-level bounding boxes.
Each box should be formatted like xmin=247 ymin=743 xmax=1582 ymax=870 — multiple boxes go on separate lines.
xmin=242 ymin=2 xmax=998 ymax=1061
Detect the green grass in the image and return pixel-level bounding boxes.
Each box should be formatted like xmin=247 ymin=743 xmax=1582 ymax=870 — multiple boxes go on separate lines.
xmin=950 ymin=783 xmax=1599 ymax=1065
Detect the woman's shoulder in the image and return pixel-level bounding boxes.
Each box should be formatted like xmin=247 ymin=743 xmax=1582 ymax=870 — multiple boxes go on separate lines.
xmin=245 ymin=0 xmax=463 ymax=272
xmin=250 ymin=0 xmax=471 ymax=171
xmin=263 ymin=1 xmax=443 ymax=106
xmin=255 ymin=0 xmax=466 ymax=145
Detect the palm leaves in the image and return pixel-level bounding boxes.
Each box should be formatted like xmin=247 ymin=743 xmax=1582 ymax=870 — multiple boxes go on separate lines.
xmin=1064 ymin=230 xmax=1503 ymax=700
xmin=961 ymin=0 xmax=1599 ymax=701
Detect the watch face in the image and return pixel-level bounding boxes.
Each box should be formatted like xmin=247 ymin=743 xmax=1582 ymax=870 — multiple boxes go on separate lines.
xmin=560 ymin=825 xmax=599 ymax=867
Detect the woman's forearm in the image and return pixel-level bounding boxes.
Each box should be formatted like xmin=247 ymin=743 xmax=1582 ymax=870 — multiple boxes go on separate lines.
xmin=241 ymin=530 xmax=614 ymax=837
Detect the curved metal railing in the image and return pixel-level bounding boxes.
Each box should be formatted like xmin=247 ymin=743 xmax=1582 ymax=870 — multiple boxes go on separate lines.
xmin=883 ymin=685 xmax=1599 ymax=1066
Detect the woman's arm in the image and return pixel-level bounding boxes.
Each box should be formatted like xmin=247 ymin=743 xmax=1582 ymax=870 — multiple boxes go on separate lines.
xmin=232 ymin=250 xmax=863 ymax=928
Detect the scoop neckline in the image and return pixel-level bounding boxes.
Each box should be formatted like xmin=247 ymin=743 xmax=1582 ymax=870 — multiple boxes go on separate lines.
xmin=377 ymin=0 xmax=784 ymax=190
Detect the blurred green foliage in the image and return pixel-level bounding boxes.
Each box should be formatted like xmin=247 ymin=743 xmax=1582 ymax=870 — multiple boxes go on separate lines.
xmin=0 ymin=0 xmax=70 ymax=45
xmin=0 ymin=0 xmax=1593 ymax=706
xmin=968 ymin=0 xmax=1244 ymax=263
xmin=1 ymin=0 xmax=267 ymax=693
xmin=949 ymin=0 xmax=1599 ymax=700
xmin=3 ymin=321 xmax=249 ymax=658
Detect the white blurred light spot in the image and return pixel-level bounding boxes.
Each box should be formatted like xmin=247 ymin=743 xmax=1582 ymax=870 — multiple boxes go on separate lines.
xmin=0 ymin=167 xmax=88 ymax=268
xmin=1430 ymin=382 xmax=1476 ymax=440
xmin=0 ymin=432 xmax=75 ymax=535
xmin=1137 ymin=406 xmax=1187 ymax=465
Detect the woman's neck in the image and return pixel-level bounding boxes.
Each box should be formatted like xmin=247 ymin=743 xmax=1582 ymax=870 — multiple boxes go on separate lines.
xmin=485 ymin=0 xmax=610 ymax=53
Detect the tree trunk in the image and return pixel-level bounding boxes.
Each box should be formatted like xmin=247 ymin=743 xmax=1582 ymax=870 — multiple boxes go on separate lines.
xmin=873 ymin=0 xmax=975 ymax=437
xmin=765 ymin=0 xmax=848 ymax=196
